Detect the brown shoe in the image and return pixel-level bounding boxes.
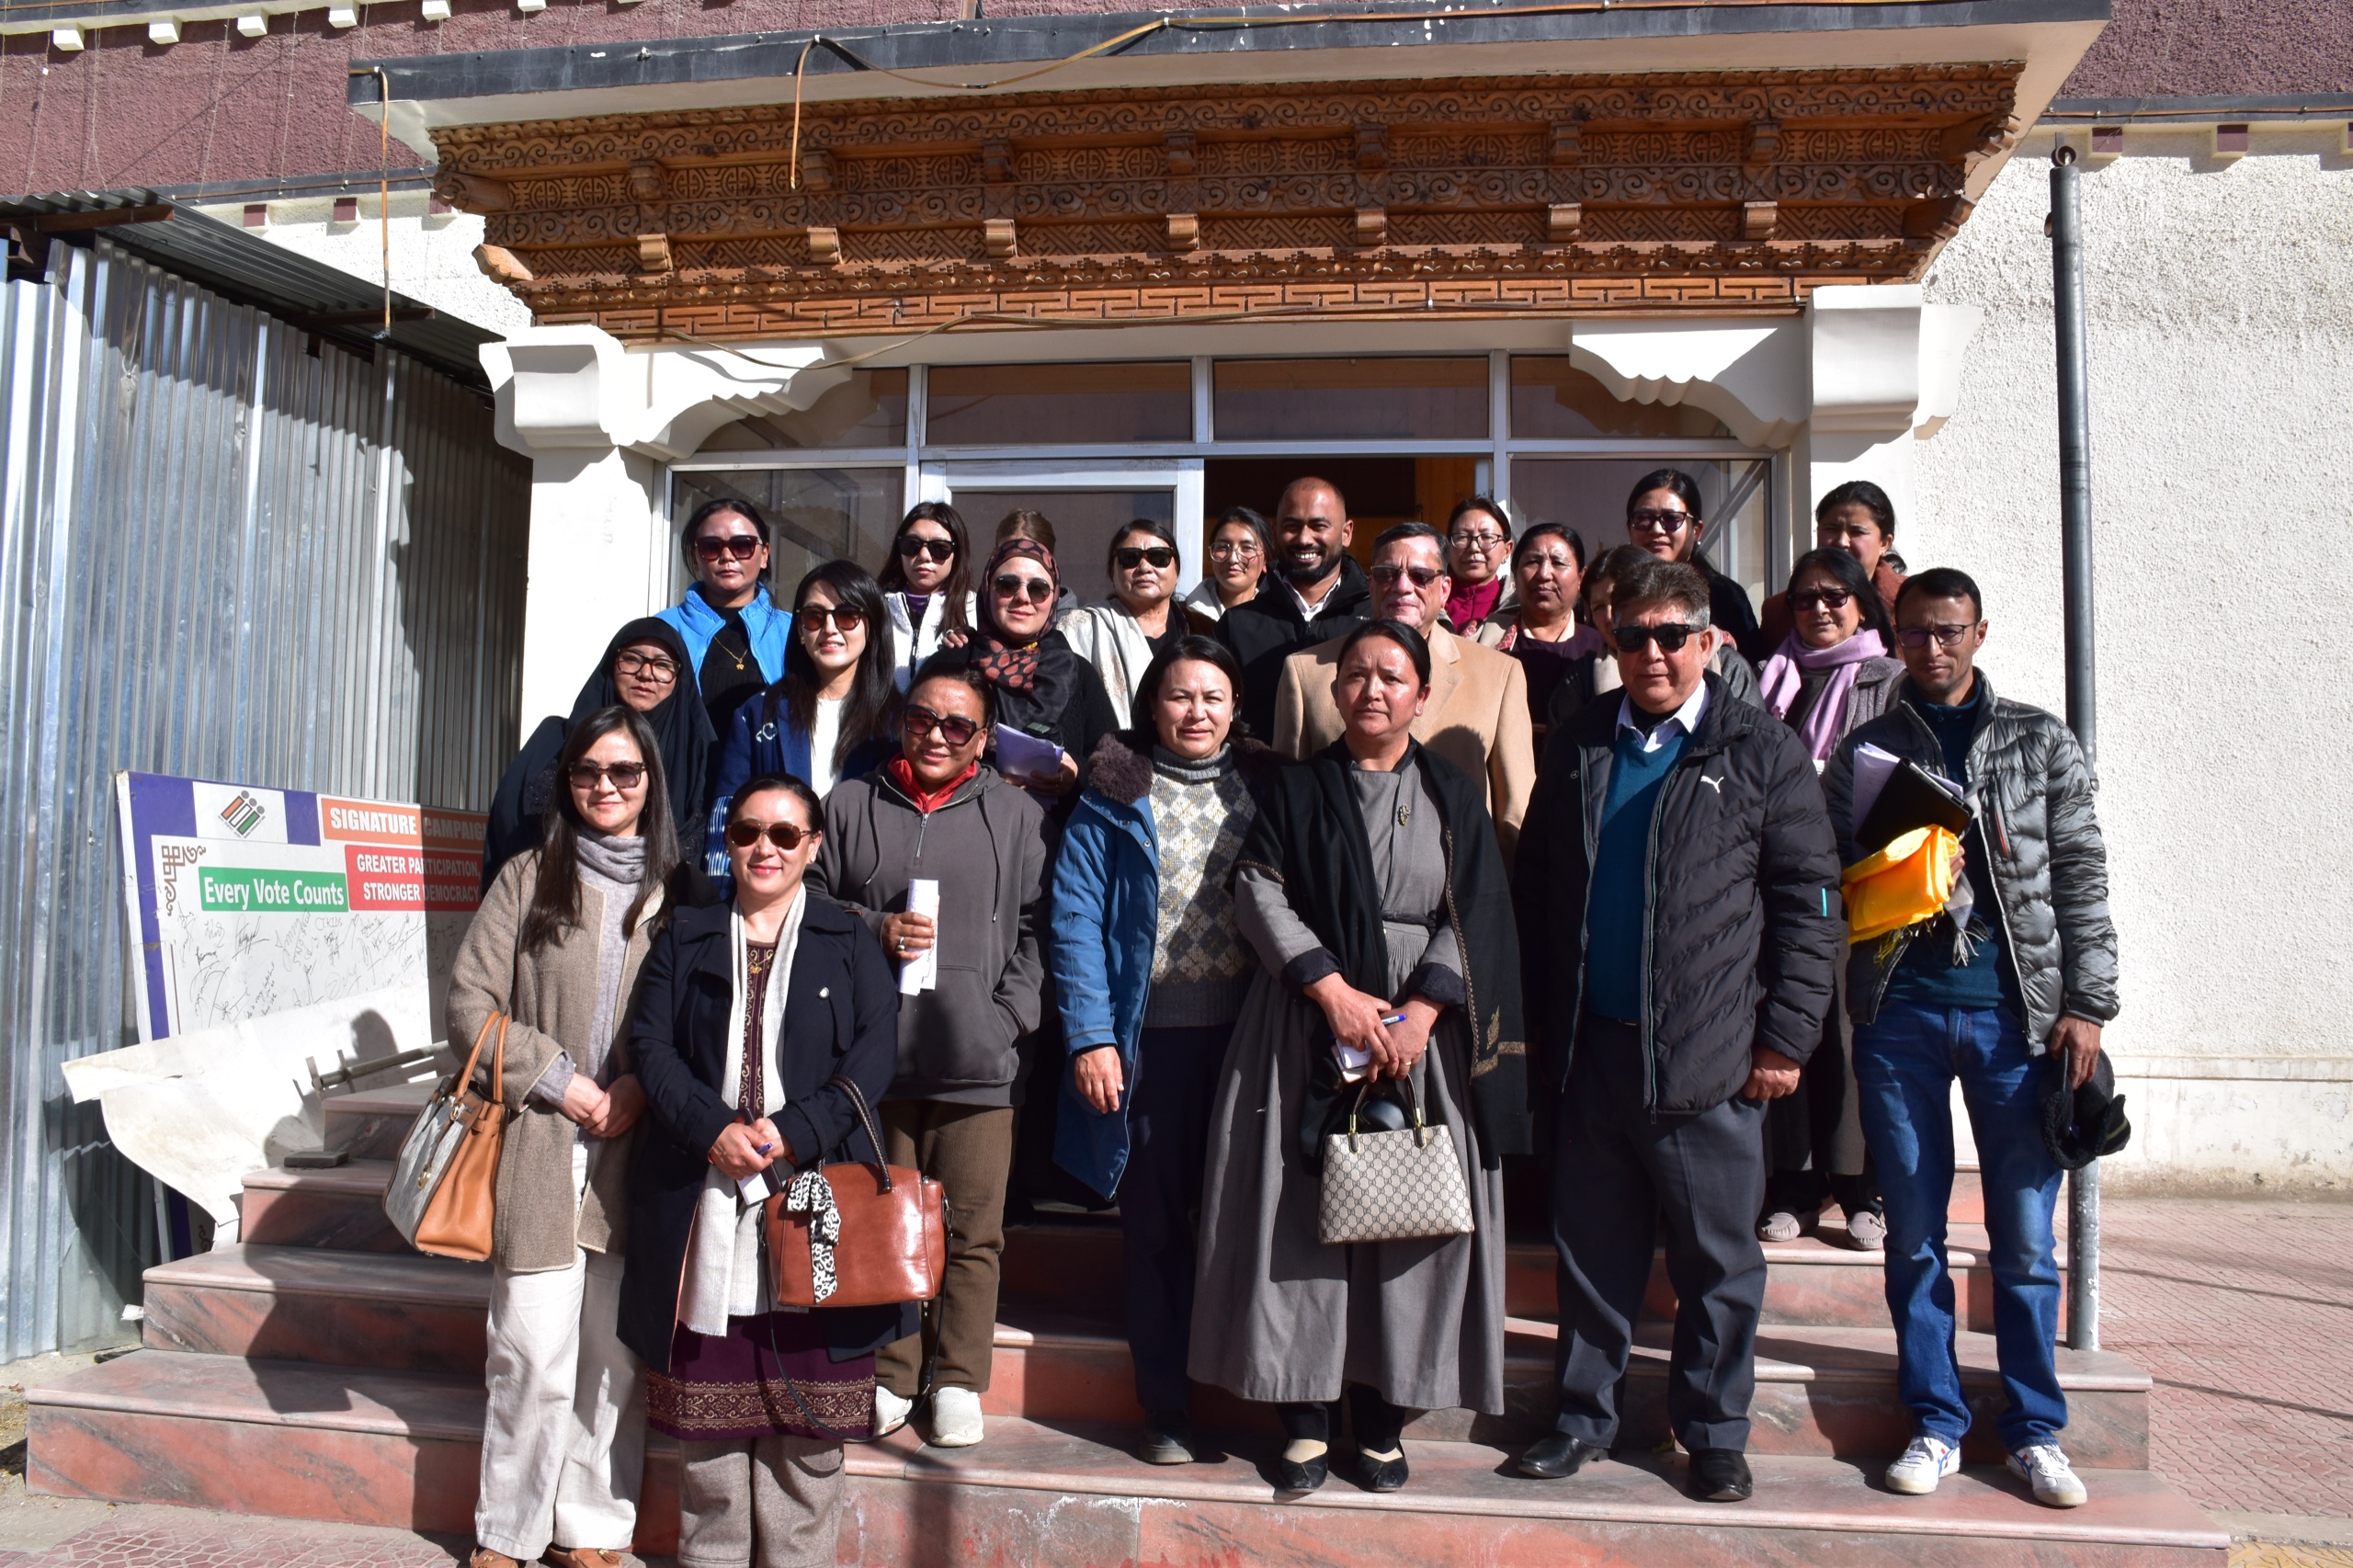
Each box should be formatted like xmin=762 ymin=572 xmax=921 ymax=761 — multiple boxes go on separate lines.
xmin=543 ymin=1550 xmax=629 ymax=1568
xmin=467 ymin=1551 xmax=523 ymax=1568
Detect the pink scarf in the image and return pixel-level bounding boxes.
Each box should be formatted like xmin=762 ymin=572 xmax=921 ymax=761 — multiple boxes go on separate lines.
xmin=1759 ymin=629 xmax=1885 ymax=761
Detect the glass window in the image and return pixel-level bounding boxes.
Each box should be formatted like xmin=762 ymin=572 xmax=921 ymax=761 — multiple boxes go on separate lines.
xmin=1509 ymin=358 xmax=1732 ymax=440
xmin=697 ymin=369 xmax=907 ymax=451
xmin=672 ymin=469 xmax=905 ymax=603
xmin=1213 ymin=358 xmax=1488 ymax=441
xmin=1509 ymin=457 xmax=1773 ymax=612
xmin=948 ymin=488 xmax=1176 ymax=608
xmin=925 ymin=362 xmax=1190 ymax=446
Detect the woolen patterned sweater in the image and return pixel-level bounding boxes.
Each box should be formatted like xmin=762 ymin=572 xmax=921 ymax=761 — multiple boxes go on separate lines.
xmin=1143 ymin=746 xmax=1259 ymax=1029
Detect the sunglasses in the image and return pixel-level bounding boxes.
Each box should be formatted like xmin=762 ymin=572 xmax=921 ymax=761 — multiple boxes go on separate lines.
xmin=1113 ymin=546 xmax=1176 ymax=571
xmin=1370 ymin=563 xmax=1445 ymax=588
xmin=567 ymin=761 xmax=647 ymax=790
xmin=903 ymin=704 xmax=982 ymax=747
xmin=694 ymin=533 xmax=763 ymax=562
xmin=897 ymin=535 xmax=956 ymax=562
xmin=1612 ymin=622 xmax=1709 ymax=653
xmin=799 ymin=605 xmax=866 ymax=632
xmin=993 ymin=574 xmax=1055 ymax=604
xmin=726 ymin=819 xmax=816 ymax=852
xmin=1790 ymin=587 xmax=1853 ymax=612
xmin=613 ymin=651 xmax=679 ymax=683
xmin=1896 ymin=623 xmax=1975 ymax=649
xmin=1630 ymin=508 xmax=1694 ymax=534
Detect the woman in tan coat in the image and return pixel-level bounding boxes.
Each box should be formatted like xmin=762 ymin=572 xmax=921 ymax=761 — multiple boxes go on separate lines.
xmin=450 ymin=704 xmax=706 ymax=1568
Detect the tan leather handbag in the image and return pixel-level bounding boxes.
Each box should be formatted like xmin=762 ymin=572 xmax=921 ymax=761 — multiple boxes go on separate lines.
xmin=765 ymin=1075 xmax=945 ymax=1309
xmin=383 ymin=1013 xmax=511 ymax=1262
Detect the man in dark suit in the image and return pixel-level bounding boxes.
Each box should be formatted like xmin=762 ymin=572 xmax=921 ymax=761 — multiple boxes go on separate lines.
xmin=1217 ymin=476 xmax=1370 ymax=740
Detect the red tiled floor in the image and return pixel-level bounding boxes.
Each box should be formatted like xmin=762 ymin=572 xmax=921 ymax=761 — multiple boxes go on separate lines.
xmin=1 ymin=1510 xmax=464 ymax=1568
xmin=2097 ymin=1195 xmax=2353 ymax=1518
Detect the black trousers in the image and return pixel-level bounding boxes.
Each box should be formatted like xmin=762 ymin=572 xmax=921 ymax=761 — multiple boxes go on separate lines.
xmin=1551 ymin=1016 xmax=1768 ymax=1454
xmin=1120 ymin=1023 xmax=1230 ymax=1413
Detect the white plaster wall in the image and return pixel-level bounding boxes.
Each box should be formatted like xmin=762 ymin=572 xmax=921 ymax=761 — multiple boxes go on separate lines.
xmin=1914 ymin=125 xmax=2353 ymax=1190
xmin=192 ymin=190 xmax=533 ymax=336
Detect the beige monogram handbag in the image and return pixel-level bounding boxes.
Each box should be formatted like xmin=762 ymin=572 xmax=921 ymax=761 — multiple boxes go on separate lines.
xmin=1318 ymin=1078 xmax=1475 ymax=1245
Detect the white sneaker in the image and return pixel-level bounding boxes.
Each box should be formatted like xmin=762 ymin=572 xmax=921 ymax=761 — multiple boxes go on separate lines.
xmin=927 ymin=1386 xmax=985 ymax=1449
xmin=872 ymin=1384 xmax=912 ymax=1437
xmin=1884 ymin=1434 xmax=1961 ymax=1495
xmin=2007 ymin=1444 xmax=2088 ymax=1507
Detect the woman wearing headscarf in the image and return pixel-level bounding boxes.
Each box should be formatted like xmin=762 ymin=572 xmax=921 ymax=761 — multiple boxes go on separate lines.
xmin=967 ymin=537 xmax=1120 ymax=810
xmin=1190 ymin=619 xmax=1530 ymax=1497
xmin=484 ymin=619 xmax=715 ymax=891
xmin=1754 ymin=546 xmax=1905 ymax=1252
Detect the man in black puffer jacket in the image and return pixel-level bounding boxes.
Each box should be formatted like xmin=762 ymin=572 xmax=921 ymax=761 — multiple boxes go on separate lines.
xmin=1514 ymin=557 xmax=1841 ymax=1504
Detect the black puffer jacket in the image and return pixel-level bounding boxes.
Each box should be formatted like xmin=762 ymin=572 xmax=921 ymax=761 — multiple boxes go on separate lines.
xmin=1824 ymin=673 xmax=2119 ymax=1052
xmin=1517 ymin=672 xmax=1843 ymax=1113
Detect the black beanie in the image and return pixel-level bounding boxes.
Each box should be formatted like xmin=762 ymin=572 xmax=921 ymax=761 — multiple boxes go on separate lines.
xmin=2041 ymin=1047 xmax=2131 ymax=1171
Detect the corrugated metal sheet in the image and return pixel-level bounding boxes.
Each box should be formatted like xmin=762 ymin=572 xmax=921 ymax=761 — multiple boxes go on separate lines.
xmin=0 ymin=235 xmax=528 ymax=1355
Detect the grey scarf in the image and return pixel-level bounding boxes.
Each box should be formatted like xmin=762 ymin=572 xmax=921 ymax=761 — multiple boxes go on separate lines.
xmin=573 ymin=831 xmax=648 ymax=1083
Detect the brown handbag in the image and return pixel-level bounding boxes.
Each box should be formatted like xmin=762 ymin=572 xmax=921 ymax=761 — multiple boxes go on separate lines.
xmin=763 ymin=1075 xmax=946 ymax=1309
xmin=406 ymin=1014 xmax=512 ymax=1262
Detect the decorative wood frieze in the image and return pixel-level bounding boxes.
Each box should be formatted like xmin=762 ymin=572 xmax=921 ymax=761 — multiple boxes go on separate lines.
xmin=432 ymin=65 xmax=2023 ymax=341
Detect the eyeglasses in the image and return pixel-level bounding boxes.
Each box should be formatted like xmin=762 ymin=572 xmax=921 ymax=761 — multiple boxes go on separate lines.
xmin=1112 ymin=546 xmax=1176 ymax=571
xmin=1370 ymin=563 xmax=1445 ymax=589
xmin=1896 ymin=623 xmax=1976 ymax=649
xmin=1790 ymin=587 xmax=1853 ymax=613
xmin=903 ymin=704 xmax=982 ymax=747
xmin=694 ymin=533 xmax=763 ymax=562
xmin=993 ymin=574 xmax=1055 ymax=604
xmin=1449 ymin=530 xmax=1507 ymax=552
xmin=567 ymin=761 xmax=648 ymax=790
xmin=725 ymin=819 xmax=816 ymax=852
xmin=613 ymin=652 xmax=679 ymax=684
xmin=1209 ymin=540 xmax=1261 ymax=561
xmin=1612 ymin=622 xmax=1708 ymax=653
xmin=798 ymin=605 xmax=866 ymax=632
xmin=896 ymin=535 xmax=955 ymax=562
xmin=1630 ymin=508 xmax=1694 ymax=534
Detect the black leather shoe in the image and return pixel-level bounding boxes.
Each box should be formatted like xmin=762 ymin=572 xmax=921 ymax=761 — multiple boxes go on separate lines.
xmin=1358 ymin=1449 xmax=1409 ymax=1493
xmin=1688 ymin=1448 xmax=1754 ymax=1502
xmin=1518 ymin=1433 xmax=1608 ymax=1480
xmin=1275 ymin=1454 xmax=1329 ymax=1494
xmin=1140 ymin=1410 xmax=1194 ymax=1465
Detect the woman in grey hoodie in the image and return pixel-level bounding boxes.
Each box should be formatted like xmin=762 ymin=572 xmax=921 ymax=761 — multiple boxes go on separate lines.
xmin=808 ymin=656 xmax=1047 ymax=1451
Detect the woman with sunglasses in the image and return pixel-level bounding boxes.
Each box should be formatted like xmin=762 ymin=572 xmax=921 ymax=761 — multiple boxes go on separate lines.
xmin=1622 ymin=468 xmax=1767 ymax=665
xmin=1192 ymin=619 xmax=1528 ymax=1497
xmin=660 ymin=498 xmax=796 ymax=736
xmin=620 ymin=774 xmax=905 ymax=1568
xmin=1179 ymin=506 xmax=1271 ymax=627
xmin=1442 ymin=496 xmax=1517 ymax=633
xmin=483 ymin=619 xmax=715 ymax=892
xmin=706 ymin=563 xmax=901 ymax=888
xmin=1472 ymin=522 xmax=1601 ymax=749
xmin=878 ymin=502 xmax=976 ymax=692
xmin=1058 ymin=518 xmax=1187 ymax=729
xmin=968 ymin=538 xmax=1120 ymax=806
xmin=1754 ymin=546 xmax=1904 ymax=1254
xmin=810 ymin=659 xmax=1049 ymax=1450
xmin=452 ymin=706 xmax=709 ymax=1568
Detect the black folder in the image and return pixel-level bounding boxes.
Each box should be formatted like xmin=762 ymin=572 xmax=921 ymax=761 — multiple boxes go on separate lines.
xmin=1856 ymin=759 xmax=1971 ymax=855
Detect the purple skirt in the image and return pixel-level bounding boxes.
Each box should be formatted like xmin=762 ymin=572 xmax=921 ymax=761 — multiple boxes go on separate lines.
xmin=646 ymin=1312 xmax=875 ymax=1443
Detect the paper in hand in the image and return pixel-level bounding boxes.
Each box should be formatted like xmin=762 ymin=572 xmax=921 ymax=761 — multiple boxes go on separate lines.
xmin=899 ymin=878 xmax=940 ymax=997
xmin=993 ymin=724 xmax=1065 ymax=785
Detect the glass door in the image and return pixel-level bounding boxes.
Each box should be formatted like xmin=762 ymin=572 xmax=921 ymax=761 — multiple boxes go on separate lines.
xmin=920 ymin=460 xmax=1206 ymax=608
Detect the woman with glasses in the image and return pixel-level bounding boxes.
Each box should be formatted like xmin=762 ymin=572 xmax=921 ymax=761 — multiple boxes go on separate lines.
xmin=877 ymin=502 xmax=975 ymax=693
xmin=810 ymin=660 xmax=1049 ymax=1450
xmin=452 ymin=706 xmax=708 ymax=1568
xmin=967 ymin=538 xmax=1120 ymax=807
xmin=1191 ymin=619 xmax=1529 ymax=1497
xmin=1622 ymin=468 xmax=1767 ymax=665
xmin=1442 ymin=496 xmax=1516 ymax=633
xmin=706 ymin=563 xmax=901 ymax=887
xmin=483 ymin=620 xmax=715 ymax=890
xmin=661 ymin=498 xmax=795 ymax=735
xmin=1181 ymin=506 xmax=1271 ymax=626
xmin=1754 ymin=546 xmax=1904 ymax=1253
xmin=1759 ymin=481 xmax=1909 ymax=651
xmin=1471 ymin=522 xmax=1601 ymax=746
xmin=1059 ymin=519 xmax=1187 ymax=729
xmin=619 ymin=774 xmax=905 ymax=1568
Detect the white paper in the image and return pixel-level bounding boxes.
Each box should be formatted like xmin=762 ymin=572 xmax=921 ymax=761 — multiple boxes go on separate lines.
xmin=899 ymin=878 xmax=940 ymax=996
xmin=1849 ymin=742 xmax=1904 ymax=831
xmin=737 ymin=1167 xmax=772 ymax=1205
xmin=993 ymin=724 xmax=1065 ymax=784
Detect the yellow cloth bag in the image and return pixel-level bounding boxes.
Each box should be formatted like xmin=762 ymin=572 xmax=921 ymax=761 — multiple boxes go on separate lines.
xmin=1841 ymin=825 xmax=1961 ymax=945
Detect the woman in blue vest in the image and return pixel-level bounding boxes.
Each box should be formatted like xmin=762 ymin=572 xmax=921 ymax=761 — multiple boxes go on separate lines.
xmin=659 ymin=497 xmax=795 ymax=739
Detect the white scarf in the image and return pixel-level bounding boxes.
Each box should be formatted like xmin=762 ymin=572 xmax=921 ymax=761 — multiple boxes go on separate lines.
xmin=677 ymin=892 xmax=805 ymax=1335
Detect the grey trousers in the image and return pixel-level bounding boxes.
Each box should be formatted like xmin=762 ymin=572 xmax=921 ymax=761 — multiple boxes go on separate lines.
xmin=676 ymin=1436 xmax=845 ymax=1568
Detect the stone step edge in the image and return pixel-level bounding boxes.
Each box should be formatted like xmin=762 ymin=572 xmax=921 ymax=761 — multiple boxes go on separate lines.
xmin=26 ymin=1361 xmax=484 ymax=1441
xmin=144 ymin=1252 xmax=486 ymax=1309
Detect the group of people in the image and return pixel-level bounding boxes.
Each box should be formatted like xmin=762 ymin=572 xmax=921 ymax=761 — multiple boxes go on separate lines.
xmin=455 ymin=465 xmax=2118 ymax=1568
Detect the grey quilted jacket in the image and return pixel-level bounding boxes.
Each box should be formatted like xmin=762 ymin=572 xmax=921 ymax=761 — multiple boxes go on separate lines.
xmin=1822 ymin=672 xmax=2119 ymax=1052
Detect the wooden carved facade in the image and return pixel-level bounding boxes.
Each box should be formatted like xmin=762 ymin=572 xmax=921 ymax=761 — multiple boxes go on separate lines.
xmin=434 ymin=65 xmax=2023 ymax=343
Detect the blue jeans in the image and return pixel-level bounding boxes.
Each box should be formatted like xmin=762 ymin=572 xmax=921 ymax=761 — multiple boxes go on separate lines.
xmin=1854 ymin=1003 xmax=2065 ymax=1451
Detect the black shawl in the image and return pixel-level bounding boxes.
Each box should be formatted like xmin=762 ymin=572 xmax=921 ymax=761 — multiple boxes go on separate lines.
xmin=1236 ymin=740 xmax=1531 ymax=1164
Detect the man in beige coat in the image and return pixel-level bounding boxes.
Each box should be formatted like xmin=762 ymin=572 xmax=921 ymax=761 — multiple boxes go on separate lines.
xmin=1270 ymin=521 xmax=1535 ymax=859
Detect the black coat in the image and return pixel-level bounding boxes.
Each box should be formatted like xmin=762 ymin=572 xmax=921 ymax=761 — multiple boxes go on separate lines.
xmin=1695 ymin=551 xmax=1767 ymax=666
xmin=618 ymin=895 xmax=910 ymax=1373
xmin=1218 ymin=559 xmax=1372 ymax=743
xmin=1514 ymin=671 xmax=1842 ymax=1114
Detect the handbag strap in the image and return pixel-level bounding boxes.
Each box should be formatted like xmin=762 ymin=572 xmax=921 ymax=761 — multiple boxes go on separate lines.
xmin=1343 ymin=1074 xmax=1432 ymax=1151
xmin=824 ymin=1074 xmax=892 ymax=1193
xmin=488 ymin=1015 xmax=508 ymax=1107
xmin=454 ymin=1013 xmax=499 ymax=1098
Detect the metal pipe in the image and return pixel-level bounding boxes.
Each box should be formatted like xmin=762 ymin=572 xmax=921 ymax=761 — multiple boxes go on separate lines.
xmin=2050 ymin=141 xmax=2100 ymax=1354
